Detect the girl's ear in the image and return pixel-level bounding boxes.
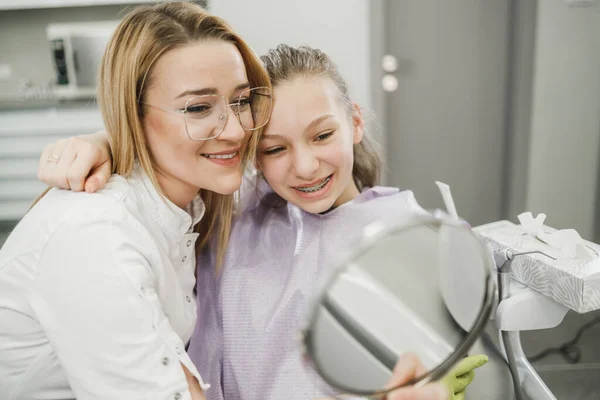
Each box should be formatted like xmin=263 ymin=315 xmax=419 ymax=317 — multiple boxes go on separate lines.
xmin=351 ymin=102 xmax=365 ymax=144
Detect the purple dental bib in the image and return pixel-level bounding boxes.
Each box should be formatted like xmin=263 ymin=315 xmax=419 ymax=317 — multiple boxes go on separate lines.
xmin=189 ymin=180 xmax=427 ymax=400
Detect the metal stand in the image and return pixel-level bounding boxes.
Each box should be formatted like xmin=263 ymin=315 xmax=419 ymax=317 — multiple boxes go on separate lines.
xmin=493 ymin=248 xmax=565 ymax=400
xmin=500 ymin=330 xmax=557 ymax=400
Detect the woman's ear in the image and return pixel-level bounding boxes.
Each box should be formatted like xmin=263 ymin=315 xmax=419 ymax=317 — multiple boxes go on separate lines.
xmin=351 ymin=103 xmax=365 ymax=144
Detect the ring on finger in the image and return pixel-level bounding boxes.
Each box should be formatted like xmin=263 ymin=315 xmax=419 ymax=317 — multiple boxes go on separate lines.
xmin=46 ymin=155 xmax=60 ymax=163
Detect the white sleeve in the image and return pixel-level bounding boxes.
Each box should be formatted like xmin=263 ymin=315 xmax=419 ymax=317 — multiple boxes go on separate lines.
xmin=29 ymin=212 xmax=199 ymax=400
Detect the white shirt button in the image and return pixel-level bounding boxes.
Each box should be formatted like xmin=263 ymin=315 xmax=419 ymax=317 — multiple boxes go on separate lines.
xmin=186 ymin=296 xmax=191 ymax=303
xmin=162 ymin=357 xmax=170 ymax=366
xmin=174 ymin=393 xmax=182 ymax=400
xmin=175 ymin=346 xmax=182 ymax=355
xmin=182 ymin=256 xmax=187 ymax=262
xmin=186 ymin=240 xmax=192 ymax=247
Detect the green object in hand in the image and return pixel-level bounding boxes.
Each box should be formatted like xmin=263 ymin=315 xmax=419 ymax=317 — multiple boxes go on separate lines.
xmin=441 ymin=354 xmax=488 ymax=400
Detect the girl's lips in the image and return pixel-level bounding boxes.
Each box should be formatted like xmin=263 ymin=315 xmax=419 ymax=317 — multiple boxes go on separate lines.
xmin=292 ymin=174 xmax=334 ymax=199
xmin=294 ymin=176 xmax=330 ymax=189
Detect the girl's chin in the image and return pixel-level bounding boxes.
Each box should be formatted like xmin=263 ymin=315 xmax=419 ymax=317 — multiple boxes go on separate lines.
xmin=289 ymin=196 xmax=337 ymax=214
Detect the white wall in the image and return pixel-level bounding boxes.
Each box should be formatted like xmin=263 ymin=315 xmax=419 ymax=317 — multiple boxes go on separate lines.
xmin=525 ymin=1 xmax=600 ymax=239
xmin=210 ymin=0 xmax=371 ymax=112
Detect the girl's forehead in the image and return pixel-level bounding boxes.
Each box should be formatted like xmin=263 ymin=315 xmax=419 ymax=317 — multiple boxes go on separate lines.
xmin=270 ymin=77 xmax=343 ymax=123
xmin=273 ymin=75 xmax=338 ymax=99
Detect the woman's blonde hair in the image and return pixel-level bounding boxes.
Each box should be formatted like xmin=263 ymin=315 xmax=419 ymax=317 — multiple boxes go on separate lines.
xmin=260 ymin=44 xmax=380 ymax=191
xmin=97 ymin=1 xmax=271 ymax=268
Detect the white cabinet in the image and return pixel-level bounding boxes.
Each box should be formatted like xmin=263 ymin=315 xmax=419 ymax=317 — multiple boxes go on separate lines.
xmin=0 ymin=0 xmax=153 ymax=10
xmin=0 ymin=107 xmax=103 ymax=220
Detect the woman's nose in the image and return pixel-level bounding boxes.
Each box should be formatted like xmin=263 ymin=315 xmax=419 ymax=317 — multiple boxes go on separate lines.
xmin=217 ymin=111 xmax=246 ymax=143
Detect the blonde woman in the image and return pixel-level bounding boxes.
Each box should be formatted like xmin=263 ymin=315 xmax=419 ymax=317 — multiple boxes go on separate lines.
xmin=0 ymin=3 xmax=272 ymax=399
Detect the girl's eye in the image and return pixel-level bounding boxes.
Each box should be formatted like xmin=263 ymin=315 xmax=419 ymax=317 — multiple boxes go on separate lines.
xmin=264 ymin=147 xmax=285 ymax=155
xmin=316 ymin=131 xmax=334 ymax=141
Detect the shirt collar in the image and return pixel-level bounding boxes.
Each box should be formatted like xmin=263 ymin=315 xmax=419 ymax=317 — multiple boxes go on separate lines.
xmin=185 ymin=194 xmax=206 ymax=231
xmin=130 ymin=164 xmax=205 ymax=238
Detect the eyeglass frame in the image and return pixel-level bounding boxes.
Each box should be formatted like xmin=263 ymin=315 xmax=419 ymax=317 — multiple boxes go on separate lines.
xmin=140 ymin=86 xmax=273 ymax=141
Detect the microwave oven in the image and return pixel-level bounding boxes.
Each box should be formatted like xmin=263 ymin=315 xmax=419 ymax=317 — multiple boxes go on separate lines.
xmin=47 ymin=21 xmax=119 ymax=100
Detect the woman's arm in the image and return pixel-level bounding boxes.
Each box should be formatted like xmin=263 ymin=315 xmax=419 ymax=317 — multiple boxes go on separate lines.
xmin=39 ymin=132 xmax=112 ymax=192
xmin=32 ymin=204 xmax=206 ymax=399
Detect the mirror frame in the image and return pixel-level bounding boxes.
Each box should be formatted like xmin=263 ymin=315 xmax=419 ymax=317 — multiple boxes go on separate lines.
xmin=300 ymin=215 xmax=497 ymax=397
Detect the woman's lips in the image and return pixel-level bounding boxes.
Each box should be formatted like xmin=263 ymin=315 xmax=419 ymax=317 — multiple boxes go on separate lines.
xmin=201 ymin=150 xmax=240 ymax=167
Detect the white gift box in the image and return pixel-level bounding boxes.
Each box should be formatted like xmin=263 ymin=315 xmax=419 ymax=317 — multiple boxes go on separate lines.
xmin=475 ymin=220 xmax=600 ymax=313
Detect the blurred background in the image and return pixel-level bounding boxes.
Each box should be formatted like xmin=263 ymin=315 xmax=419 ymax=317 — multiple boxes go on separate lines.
xmin=0 ymin=0 xmax=599 ymax=398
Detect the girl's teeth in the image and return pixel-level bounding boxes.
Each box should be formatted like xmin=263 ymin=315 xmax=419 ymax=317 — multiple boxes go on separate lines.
xmin=205 ymin=152 xmax=236 ymax=159
xmin=296 ymin=176 xmax=331 ymax=193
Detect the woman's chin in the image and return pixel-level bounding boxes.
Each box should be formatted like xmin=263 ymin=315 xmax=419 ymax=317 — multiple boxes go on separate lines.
xmin=206 ymin=177 xmax=243 ymax=196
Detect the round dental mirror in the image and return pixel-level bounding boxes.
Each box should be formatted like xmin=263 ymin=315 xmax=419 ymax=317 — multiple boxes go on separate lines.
xmin=302 ymin=215 xmax=496 ymax=397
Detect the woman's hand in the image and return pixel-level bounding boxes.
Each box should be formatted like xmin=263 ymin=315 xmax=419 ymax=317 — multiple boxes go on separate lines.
xmin=38 ymin=131 xmax=112 ymax=193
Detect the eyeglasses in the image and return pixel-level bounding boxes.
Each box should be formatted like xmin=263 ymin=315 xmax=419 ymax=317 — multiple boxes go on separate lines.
xmin=141 ymin=86 xmax=273 ymax=141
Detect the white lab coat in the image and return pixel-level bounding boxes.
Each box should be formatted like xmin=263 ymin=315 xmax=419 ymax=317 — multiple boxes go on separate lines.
xmin=0 ymin=165 xmax=209 ymax=400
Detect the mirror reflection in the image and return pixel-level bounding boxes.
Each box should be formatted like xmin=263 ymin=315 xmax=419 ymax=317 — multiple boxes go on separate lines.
xmin=306 ymin=218 xmax=494 ymax=395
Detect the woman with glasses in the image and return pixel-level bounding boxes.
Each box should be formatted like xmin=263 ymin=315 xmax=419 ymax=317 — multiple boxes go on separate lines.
xmin=0 ymin=3 xmax=271 ymax=399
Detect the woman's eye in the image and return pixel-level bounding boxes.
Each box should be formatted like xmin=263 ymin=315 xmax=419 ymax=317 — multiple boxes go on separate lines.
xmin=186 ymin=103 xmax=213 ymax=117
xmin=264 ymin=147 xmax=284 ymax=155
xmin=237 ymin=97 xmax=252 ymax=110
xmin=316 ymin=131 xmax=334 ymax=141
